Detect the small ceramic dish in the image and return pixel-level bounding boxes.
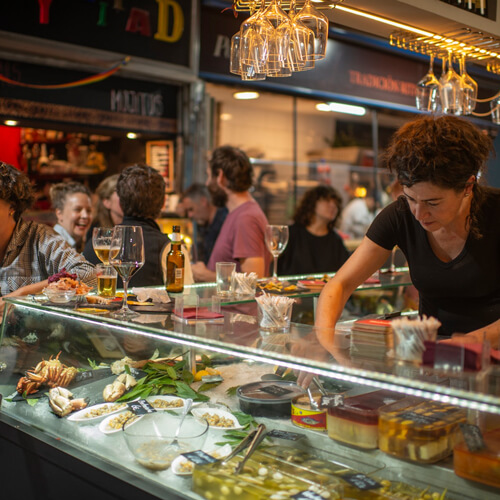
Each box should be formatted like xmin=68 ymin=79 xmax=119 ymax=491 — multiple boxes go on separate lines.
xmin=171 ymin=444 xmax=232 ymax=475
xmin=191 ymin=408 xmax=243 ymax=430
xmin=68 ymin=402 xmax=129 ymax=423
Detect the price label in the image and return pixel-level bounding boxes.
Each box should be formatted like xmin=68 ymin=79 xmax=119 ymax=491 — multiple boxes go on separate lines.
xmin=127 ymin=399 xmax=156 ymax=415
xmin=267 ymin=429 xmax=303 ymax=441
xmin=460 ymin=423 xmax=486 ymax=452
xmin=181 ymin=450 xmax=217 ymax=465
xmin=291 ymin=490 xmax=324 ymax=500
xmin=259 ymin=385 xmax=293 ymax=397
xmin=320 ymin=394 xmax=343 ymax=408
xmin=341 ymin=473 xmax=381 ymax=491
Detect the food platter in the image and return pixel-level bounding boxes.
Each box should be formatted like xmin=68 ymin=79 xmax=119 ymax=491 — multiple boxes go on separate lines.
xmin=67 ymin=401 xmax=128 ymax=422
xmin=145 ymin=395 xmax=202 ymax=412
xmin=191 ymin=408 xmax=243 ymax=430
xmin=257 ymin=279 xmax=302 ymax=294
xmin=99 ymin=410 xmax=144 ymax=434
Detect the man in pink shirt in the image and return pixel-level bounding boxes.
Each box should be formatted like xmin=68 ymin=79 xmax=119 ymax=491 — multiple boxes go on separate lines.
xmin=192 ymin=146 xmax=270 ymax=282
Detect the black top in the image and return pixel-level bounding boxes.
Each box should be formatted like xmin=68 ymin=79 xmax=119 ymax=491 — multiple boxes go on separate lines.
xmin=82 ymin=216 xmax=169 ymax=287
xmin=366 ymin=189 xmax=500 ymax=336
xmin=197 ymin=207 xmax=228 ymax=264
xmin=277 ymin=223 xmax=350 ymax=276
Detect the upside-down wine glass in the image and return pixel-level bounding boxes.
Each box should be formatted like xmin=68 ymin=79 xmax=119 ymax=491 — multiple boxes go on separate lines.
xmin=294 ymin=0 xmax=329 ymax=61
xmin=109 ymin=226 xmax=145 ymax=319
xmin=440 ymin=52 xmax=463 ymax=115
xmin=92 ymin=227 xmax=113 ymax=264
xmin=265 ymin=225 xmax=289 ymax=280
xmin=459 ymin=53 xmax=477 ymax=115
xmin=415 ymin=53 xmax=440 ymax=112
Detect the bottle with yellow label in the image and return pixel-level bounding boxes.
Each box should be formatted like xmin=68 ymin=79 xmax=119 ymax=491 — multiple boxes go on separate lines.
xmin=166 ymin=225 xmax=185 ymax=293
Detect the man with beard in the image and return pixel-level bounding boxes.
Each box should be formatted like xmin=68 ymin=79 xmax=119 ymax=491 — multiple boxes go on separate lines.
xmin=181 ymin=183 xmax=228 ymax=264
xmin=191 ymin=146 xmax=270 ymax=282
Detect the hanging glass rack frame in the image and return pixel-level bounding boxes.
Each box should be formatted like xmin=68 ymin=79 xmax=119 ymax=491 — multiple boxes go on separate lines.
xmin=231 ymin=0 xmax=344 ymax=13
xmin=389 ymin=27 xmax=500 ymax=74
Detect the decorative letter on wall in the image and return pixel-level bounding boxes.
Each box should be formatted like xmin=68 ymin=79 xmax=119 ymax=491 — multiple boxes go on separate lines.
xmin=125 ymin=8 xmax=152 ymax=36
xmin=37 ymin=0 xmax=53 ymax=24
xmin=155 ymin=0 xmax=184 ymax=43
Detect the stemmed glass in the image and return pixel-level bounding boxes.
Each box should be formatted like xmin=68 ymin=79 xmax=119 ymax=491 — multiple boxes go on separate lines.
xmin=440 ymin=52 xmax=463 ymax=115
xmin=92 ymin=227 xmax=113 ymax=264
xmin=294 ymin=0 xmax=329 ymax=61
xmin=415 ymin=53 xmax=440 ymax=112
xmin=265 ymin=225 xmax=289 ymax=280
xmin=109 ymin=226 xmax=145 ymax=319
xmin=459 ymin=54 xmax=477 ymax=115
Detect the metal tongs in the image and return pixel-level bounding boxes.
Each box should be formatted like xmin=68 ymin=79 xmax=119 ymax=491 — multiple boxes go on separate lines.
xmin=219 ymin=423 xmax=267 ymax=474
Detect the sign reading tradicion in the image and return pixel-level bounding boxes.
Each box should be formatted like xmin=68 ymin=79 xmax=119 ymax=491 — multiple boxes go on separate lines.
xmin=0 ymin=0 xmax=192 ymax=68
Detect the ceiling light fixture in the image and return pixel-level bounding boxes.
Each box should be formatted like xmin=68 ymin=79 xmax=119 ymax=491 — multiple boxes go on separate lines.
xmin=316 ymin=102 xmax=366 ymax=115
xmin=126 ymin=132 xmax=138 ymax=139
xmin=233 ymin=91 xmax=260 ymax=100
xmin=4 ymin=120 xmax=19 ymax=126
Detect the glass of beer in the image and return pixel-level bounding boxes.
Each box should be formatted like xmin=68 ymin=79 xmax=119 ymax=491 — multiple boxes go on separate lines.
xmin=96 ymin=264 xmax=117 ymax=298
xmin=92 ymin=227 xmax=113 ymax=264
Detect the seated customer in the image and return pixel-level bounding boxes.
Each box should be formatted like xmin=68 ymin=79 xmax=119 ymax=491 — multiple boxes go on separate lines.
xmin=0 ymin=162 xmax=95 ymax=309
xmin=50 ymin=181 xmax=92 ymax=252
xmin=92 ymin=164 xmax=193 ymax=287
xmin=279 ymin=185 xmax=350 ymax=276
xmin=181 ymin=183 xmax=228 ymax=264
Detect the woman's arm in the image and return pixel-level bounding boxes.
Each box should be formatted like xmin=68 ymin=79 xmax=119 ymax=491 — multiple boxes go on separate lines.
xmin=315 ymin=237 xmax=391 ymax=331
xmin=441 ymin=320 xmax=500 ymax=347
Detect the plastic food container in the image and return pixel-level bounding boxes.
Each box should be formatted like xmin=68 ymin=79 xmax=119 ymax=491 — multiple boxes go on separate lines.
xmin=454 ymin=427 xmax=500 ymax=488
xmin=327 ymin=390 xmax=405 ymax=449
xmin=237 ymin=381 xmax=304 ymax=418
xmin=378 ymin=397 xmax=467 ymax=463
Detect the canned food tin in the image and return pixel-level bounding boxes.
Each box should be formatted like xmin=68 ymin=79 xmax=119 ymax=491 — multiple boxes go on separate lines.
xmin=291 ymin=393 xmax=326 ymax=432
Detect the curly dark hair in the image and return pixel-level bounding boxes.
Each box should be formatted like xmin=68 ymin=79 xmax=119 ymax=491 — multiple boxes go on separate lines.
xmin=209 ymin=146 xmax=253 ymax=193
xmin=117 ymin=164 xmax=165 ymax=219
xmin=293 ymin=185 xmax=343 ymax=231
xmin=384 ymin=115 xmax=494 ymax=239
xmin=0 ymin=162 xmax=34 ymax=221
xmin=49 ymin=181 xmax=91 ymax=212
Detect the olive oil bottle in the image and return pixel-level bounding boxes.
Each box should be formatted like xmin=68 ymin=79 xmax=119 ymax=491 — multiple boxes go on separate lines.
xmin=166 ymin=225 xmax=185 ymax=293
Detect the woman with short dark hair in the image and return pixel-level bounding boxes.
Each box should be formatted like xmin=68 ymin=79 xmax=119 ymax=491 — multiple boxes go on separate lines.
xmin=278 ymin=185 xmax=349 ymax=276
xmin=316 ymin=115 xmax=500 ymax=343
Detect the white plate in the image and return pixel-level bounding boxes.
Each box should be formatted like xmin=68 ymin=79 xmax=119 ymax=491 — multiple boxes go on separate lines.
xmin=191 ymin=408 xmax=243 ymax=431
xmin=171 ymin=444 xmax=232 ymax=476
xmin=67 ymin=402 xmax=129 ymax=422
xmin=145 ymin=395 xmax=203 ymax=412
xmin=99 ymin=410 xmax=144 ymax=434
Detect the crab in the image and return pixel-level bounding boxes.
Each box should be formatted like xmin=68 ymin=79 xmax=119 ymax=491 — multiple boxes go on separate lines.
xmin=16 ymin=352 xmax=78 ymax=395
xmin=103 ymin=373 xmax=137 ymax=402
xmin=48 ymin=387 xmax=88 ymax=417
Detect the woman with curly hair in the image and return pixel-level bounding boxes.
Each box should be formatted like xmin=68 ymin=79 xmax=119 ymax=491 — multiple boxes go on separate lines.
xmin=316 ymin=115 xmax=500 ymax=342
xmin=0 ymin=162 xmax=95 ymax=310
xmin=278 ymin=185 xmax=350 ymax=275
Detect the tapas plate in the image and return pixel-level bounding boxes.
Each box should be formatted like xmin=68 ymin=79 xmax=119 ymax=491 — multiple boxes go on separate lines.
xmin=99 ymin=410 xmax=144 ymax=434
xmin=67 ymin=401 xmax=129 ymax=422
xmin=145 ymin=395 xmax=191 ymax=412
xmin=191 ymin=408 xmax=243 ymax=430
xmin=171 ymin=444 xmax=232 ymax=476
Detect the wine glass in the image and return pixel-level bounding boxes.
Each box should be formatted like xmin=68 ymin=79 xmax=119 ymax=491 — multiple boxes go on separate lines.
xmin=440 ymin=52 xmax=463 ymax=115
xmin=459 ymin=54 xmax=477 ymax=115
xmin=265 ymin=225 xmax=289 ymax=280
xmin=109 ymin=226 xmax=145 ymax=319
xmin=415 ymin=53 xmax=440 ymax=112
xmin=92 ymin=227 xmax=113 ymax=264
xmin=294 ymin=0 xmax=329 ymax=61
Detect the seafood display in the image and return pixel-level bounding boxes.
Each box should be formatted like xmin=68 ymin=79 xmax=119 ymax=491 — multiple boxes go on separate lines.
xmin=327 ymin=390 xmax=405 ymax=449
xmin=378 ymin=399 xmax=467 ymax=463
xmin=48 ymin=387 xmax=88 ymax=417
xmin=454 ymin=427 xmax=500 ymax=488
xmin=102 ymin=373 xmax=137 ymax=402
xmin=16 ymin=352 xmax=78 ymax=395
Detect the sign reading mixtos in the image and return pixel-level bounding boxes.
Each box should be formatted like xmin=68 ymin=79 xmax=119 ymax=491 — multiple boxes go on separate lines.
xmin=0 ymin=0 xmax=192 ymax=68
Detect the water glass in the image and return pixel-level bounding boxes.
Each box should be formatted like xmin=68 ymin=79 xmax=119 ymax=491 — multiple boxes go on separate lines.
xmin=216 ymin=262 xmax=236 ymax=297
xmin=95 ymin=264 xmax=117 ymax=298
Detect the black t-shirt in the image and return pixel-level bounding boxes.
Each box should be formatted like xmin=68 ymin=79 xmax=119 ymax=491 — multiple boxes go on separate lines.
xmin=366 ymin=189 xmax=500 ymax=336
xmin=278 ymin=223 xmax=350 ymax=276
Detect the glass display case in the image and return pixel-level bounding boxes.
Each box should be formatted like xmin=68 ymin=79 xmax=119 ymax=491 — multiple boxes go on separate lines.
xmin=0 ymin=275 xmax=499 ymax=500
